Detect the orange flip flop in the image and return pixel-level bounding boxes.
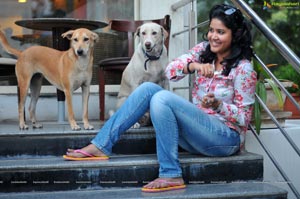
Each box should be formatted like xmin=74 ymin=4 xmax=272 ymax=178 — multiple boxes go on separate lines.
xmin=141 ymin=179 xmax=186 ymax=193
xmin=63 ymin=149 xmax=109 ymax=161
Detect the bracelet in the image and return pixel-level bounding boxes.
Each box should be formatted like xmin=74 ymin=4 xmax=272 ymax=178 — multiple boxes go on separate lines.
xmin=187 ymin=61 xmax=195 ymax=74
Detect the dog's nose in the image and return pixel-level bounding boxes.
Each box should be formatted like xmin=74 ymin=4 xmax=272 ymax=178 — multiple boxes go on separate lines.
xmin=77 ymin=49 xmax=84 ymax=56
xmin=145 ymin=42 xmax=151 ymax=49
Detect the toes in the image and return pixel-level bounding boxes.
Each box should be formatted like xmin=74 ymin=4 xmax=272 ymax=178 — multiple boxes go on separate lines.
xmin=67 ymin=149 xmax=75 ymax=153
xmin=143 ymin=179 xmax=160 ymax=189
xmin=71 ymin=125 xmax=81 ymax=131
xmin=19 ymin=124 xmax=29 ymax=130
xmin=32 ymin=122 xmax=43 ymax=129
xmin=84 ymin=124 xmax=94 ymax=130
xmin=143 ymin=178 xmax=184 ymax=189
xmin=131 ymin=122 xmax=141 ymax=129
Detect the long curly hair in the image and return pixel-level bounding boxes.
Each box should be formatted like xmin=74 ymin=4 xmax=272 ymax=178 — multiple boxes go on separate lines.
xmin=199 ymin=4 xmax=253 ymax=76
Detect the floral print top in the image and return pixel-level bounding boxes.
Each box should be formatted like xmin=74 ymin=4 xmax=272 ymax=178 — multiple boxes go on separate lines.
xmin=165 ymin=41 xmax=257 ymax=139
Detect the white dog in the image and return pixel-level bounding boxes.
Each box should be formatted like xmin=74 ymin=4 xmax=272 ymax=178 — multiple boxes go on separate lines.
xmin=113 ymin=22 xmax=169 ymax=128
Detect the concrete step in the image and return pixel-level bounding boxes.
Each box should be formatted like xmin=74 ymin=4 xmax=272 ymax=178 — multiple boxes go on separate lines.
xmin=0 ymin=182 xmax=287 ymax=199
xmin=0 ymin=152 xmax=263 ymax=193
xmin=0 ymin=121 xmax=156 ymax=157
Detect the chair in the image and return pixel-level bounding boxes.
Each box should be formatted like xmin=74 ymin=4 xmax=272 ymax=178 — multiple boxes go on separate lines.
xmin=0 ymin=57 xmax=25 ymax=119
xmin=98 ymin=15 xmax=171 ymax=120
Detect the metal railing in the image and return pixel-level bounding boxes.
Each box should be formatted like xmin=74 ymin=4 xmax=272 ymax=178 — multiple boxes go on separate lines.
xmin=231 ymin=1 xmax=300 ymax=196
xmin=248 ymin=124 xmax=300 ymax=198
xmin=171 ymin=0 xmax=300 ymax=198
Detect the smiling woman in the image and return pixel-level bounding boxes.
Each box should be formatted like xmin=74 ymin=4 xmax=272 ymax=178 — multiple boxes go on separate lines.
xmin=207 ymin=19 xmax=232 ymax=71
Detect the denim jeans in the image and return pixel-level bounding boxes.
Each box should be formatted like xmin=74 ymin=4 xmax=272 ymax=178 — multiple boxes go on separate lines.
xmin=92 ymin=82 xmax=240 ymax=178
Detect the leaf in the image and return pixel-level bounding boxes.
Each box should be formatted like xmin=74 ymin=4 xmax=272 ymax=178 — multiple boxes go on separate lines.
xmin=258 ymin=81 xmax=267 ymax=104
xmin=265 ymin=79 xmax=284 ymax=109
xmin=254 ymin=98 xmax=261 ymax=135
xmin=254 ymin=81 xmax=266 ymax=135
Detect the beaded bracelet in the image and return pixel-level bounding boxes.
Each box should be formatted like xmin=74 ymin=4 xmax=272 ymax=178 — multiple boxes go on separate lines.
xmin=187 ymin=61 xmax=194 ymax=74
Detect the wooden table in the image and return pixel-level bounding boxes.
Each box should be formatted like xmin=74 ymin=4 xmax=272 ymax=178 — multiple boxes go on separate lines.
xmin=15 ymin=18 xmax=108 ymax=123
xmin=11 ymin=34 xmax=53 ymax=47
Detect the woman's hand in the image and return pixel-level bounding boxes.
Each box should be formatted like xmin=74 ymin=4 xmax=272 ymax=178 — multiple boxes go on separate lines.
xmin=201 ymin=93 xmax=221 ymax=110
xmin=188 ymin=62 xmax=214 ymax=78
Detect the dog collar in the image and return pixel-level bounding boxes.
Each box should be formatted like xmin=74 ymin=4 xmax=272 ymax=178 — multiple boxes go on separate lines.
xmin=142 ymin=48 xmax=163 ymax=71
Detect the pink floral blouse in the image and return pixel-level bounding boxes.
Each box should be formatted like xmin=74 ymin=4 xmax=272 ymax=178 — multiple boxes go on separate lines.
xmin=165 ymin=41 xmax=257 ymax=139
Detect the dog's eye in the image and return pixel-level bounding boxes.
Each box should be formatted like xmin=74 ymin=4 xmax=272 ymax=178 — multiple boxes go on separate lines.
xmin=142 ymin=32 xmax=146 ymax=35
xmin=74 ymin=38 xmax=78 ymax=42
xmin=152 ymin=31 xmax=157 ymax=35
xmin=84 ymin=38 xmax=89 ymax=42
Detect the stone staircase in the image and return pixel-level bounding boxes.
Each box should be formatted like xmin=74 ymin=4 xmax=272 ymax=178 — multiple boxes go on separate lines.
xmin=0 ymin=121 xmax=288 ymax=198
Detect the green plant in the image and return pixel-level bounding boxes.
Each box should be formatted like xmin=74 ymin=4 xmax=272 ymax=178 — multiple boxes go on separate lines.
xmin=253 ymin=60 xmax=284 ymax=134
xmin=273 ymin=64 xmax=300 ymax=95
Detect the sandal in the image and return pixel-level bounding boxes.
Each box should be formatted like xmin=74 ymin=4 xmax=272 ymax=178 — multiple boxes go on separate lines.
xmin=63 ymin=149 xmax=109 ymax=161
xmin=142 ymin=178 xmax=186 ymax=193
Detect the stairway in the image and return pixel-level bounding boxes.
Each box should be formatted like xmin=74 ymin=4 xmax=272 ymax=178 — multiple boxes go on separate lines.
xmin=0 ymin=121 xmax=288 ymax=198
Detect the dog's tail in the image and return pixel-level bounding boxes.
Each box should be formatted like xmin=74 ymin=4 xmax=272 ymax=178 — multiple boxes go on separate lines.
xmin=0 ymin=30 xmax=22 ymax=57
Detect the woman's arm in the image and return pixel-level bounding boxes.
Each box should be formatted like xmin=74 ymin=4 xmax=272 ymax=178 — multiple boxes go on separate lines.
xmin=165 ymin=42 xmax=207 ymax=81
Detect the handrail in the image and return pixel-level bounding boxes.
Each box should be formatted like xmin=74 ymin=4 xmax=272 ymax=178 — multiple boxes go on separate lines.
xmin=172 ymin=20 xmax=209 ymax=38
xmin=255 ymin=92 xmax=300 ymax=157
xmin=248 ymin=125 xmax=300 ymax=199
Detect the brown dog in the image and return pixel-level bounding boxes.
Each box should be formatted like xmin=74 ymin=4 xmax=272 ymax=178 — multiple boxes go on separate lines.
xmin=0 ymin=28 xmax=99 ymax=130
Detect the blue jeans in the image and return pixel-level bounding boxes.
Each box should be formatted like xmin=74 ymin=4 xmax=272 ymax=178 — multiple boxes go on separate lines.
xmin=92 ymin=82 xmax=240 ymax=178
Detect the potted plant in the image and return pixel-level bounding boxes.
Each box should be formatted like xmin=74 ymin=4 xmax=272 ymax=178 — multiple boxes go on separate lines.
xmin=253 ymin=61 xmax=292 ymax=134
xmin=273 ymin=64 xmax=300 ymax=118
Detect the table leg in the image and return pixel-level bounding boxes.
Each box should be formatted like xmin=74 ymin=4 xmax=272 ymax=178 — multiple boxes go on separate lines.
xmin=52 ymin=27 xmax=69 ymax=123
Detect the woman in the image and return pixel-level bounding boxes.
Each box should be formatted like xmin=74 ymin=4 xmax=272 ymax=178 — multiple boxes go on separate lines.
xmin=64 ymin=4 xmax=257 ymax=193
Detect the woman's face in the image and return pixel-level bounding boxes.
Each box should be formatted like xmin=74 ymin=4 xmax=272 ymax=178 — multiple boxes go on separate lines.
xmin=207 ymin=18 xmax=232 ymax=59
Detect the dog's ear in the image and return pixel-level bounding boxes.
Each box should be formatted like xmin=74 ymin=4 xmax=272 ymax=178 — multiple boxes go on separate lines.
xmin=91 ymin=32 xmax=99 ymax=43
xmin=61 ymin=30 xmax=75 ymax=40
xmin=135 ymin=26 xmax=141 ymax=37
xmin=161 ymin=27 xmax=169 ymax=39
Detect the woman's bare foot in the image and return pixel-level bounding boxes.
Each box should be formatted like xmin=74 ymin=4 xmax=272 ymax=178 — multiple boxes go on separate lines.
xmin=142 ymin=177 xmax=185 ymax=190
xmin=66 ymin=144 xmax=107 ymax=158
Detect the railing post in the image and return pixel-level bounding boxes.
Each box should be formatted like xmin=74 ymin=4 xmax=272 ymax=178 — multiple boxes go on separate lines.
xmin=171 ymin=0 xmax=194 ymax=11
xmin=188 ymin=2 xmax=196 ymax=102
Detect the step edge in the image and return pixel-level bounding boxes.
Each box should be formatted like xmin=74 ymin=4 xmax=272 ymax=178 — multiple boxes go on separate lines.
xmin=0 ymin=152 xmax=262 ymax=171
xmin=0 ymin=182 xmax=288 ymax=199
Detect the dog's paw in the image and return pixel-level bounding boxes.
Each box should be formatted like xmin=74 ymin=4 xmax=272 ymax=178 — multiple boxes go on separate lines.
xmin=131 ymin=122 xmax=141 ymax=129
xmin=19 ymin=124 xmax=29 ymax=130
xmin=108 ymin=110 xmax=115 ymax=118
xmin=84 ymin=124 xmax=94 ymax=130
xmin=32 ymin=122 xmax=43 ymax=129
xmin=71 ymin=124 xmax=81 ymax=131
